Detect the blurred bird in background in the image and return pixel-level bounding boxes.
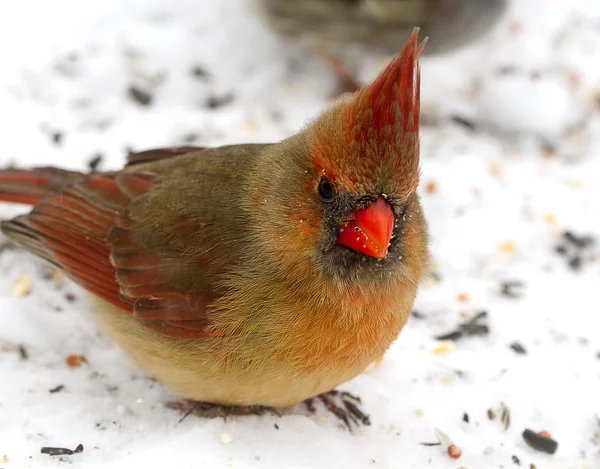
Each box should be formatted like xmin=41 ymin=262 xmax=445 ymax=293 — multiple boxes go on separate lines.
xmin=255 ymin=0 xmax=507 ymax=93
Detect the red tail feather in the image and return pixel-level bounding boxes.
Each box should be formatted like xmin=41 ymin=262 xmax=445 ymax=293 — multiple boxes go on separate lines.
xmin=0 ymin=168 xmax=84 ymax=205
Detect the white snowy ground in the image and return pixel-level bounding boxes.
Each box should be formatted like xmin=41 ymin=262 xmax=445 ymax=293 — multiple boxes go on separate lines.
xmin=0 ymin=0 xmax=599 ymax=468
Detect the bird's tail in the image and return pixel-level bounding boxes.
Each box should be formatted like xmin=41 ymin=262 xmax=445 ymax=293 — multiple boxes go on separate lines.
xmin=0 ymin=167 xmax=85 ymax=205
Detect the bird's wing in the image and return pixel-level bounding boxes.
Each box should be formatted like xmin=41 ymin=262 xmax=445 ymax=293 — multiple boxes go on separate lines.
xmin=0 ymin=146 xmax=264 ymax=339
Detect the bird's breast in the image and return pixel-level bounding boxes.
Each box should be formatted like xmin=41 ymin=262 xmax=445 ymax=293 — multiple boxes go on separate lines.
xmin=272 ymin=279 xmax=415 ymax=376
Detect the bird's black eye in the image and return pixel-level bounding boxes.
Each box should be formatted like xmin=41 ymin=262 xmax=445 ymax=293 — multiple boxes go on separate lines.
xmin=318 ymin=177 xmax=335 ymax=201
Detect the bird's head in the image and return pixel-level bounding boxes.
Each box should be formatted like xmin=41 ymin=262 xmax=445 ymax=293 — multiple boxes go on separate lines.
xmin=252 ymin=29 xmax=428 ymax=283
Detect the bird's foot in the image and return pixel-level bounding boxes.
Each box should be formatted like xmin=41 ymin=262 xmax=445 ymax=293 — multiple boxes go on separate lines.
xmin=305 ymin=390 xmax=371 ymax=431
xmin=167 ymin=400 xmax=281 ymax=423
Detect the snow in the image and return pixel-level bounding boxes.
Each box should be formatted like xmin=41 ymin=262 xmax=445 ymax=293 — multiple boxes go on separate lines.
xmin=0 ymin=0 xmax=599 ymax=468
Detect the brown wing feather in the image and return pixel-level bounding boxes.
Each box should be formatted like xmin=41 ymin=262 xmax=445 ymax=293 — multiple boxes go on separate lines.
xmin=0 ymin=153 xmax=220 ymax=340
xmin=125 ymin=146 xmax=204 ymax=167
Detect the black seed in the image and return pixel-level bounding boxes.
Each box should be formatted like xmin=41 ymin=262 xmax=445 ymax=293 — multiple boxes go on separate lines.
xmin=554 ymin=244 xmax=568 ymax=256
xmin=450 ymin=115 xmax=477 ymax=131
xmin=51 ymin=132 xmax=63 ymax=145
xmin=568 ymin=256 xmax=582 ymax=270
xmin=435 ymin=330 xmax=463 ymax=341
xmin=500 ymin=280 xmax=525 ymax=299
xmin=522 ymin=429 xmax=558 ymax=454
xmin=509 ymin=342 xmax=527 ymax=355
xmin=190 ymin=65 xmax=211 ymax=81
xmin=564 ymin=231 xmax=595 ymax=249
xmin=128 ymin=86 xmax=153 ymax=106
xmin=49 ymin=384 xmax=65 ymax=394
xmin=41 ymin=444 xmax=83 ymax=456
xmin=88 ymin=153 xmax=103 ymax=171
xmin=182 ymin=132 xmax=199 ymax=143
xmin=18 ymin=344 xmax=28 ymax=360
xmin=204 ymin=92 xmax=235 ymax=109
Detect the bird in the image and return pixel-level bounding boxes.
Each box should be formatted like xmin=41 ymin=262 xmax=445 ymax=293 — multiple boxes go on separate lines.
xmin=0 ymin=30 xmax=428 ymax=428
xmin=254 ymin=0 xmax=508 ymax=93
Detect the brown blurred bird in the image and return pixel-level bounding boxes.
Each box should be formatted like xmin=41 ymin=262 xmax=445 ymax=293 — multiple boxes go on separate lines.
xmin=255 ymin=0 xmax=507 ymax=93
xmin=0 ymin=31 xmax=428 ymax=427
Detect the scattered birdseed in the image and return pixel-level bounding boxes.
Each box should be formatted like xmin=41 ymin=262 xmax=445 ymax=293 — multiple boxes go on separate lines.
xmin=41 ymin=444 xmax=83 ymax=456
xmin=64 ymin=293 xmax=76 ymax=303
xmin=499 ymin=241 xmax=515 ymax=254
xmin=440 ymin=375 xmax=454 ymax=385
xmin=51 ymin=131 xmax=63 ymax=146
xmin=509 ymin=342 xmax=527 ymax=355
xmin=245 ymin=117 xmax=260 ymax=133
xmin=182 ymin=132 xmax=199 ymax=143
xmin=554 ymin=230 xmax=596 ymax=270
xmin=65 ymin=354 xmax=84 ymax=367
xmin=431 ymin=340 xmax=455 ymax=355
xmin=204 ymin=92 xmax=235 ymax=109
xmin=522 ymin=429 xmax=558 ymax=454
xmin=190 ymin=65 xmax=211 ymax=81
xmin=447 ymin=444 xmax=462 ymax=459
xmin=450 ymin=114 xmax=477 ymax=131
xmin=564 ymin=231 xmax=595 ymax=249
xmin=424 ymin=180 xmax=437 ymax=194
xmin=411 ymin=310 xmax=427 ymax=319
xmin=500 ymin=281 xmax=525 ymax=299
xmin=220 ymin=432 xmax=234 ymax=444
xmin=433 ymin=428 xmax=453 ymax=447
xmin=422 ymin=428 xmax=462 ymax=457
xmin=435 ymin=311 xmax=489 ymax=341
xmin=51 ymin=269 xmax=63 ymax=286
xmin=18 ymin=345 xmax=28 ymax=360
xmin=1 ymin=455 xmax=8 ymax=463
xmin=499 ymin=403 xmax=511 ymax=430
xmin=128 ymin=86 xmax=153 ymax=106
xmin=88 ymin=153 xmax=103 ymax=171
xmin=10 ymin=276 xmax=31 ymax=297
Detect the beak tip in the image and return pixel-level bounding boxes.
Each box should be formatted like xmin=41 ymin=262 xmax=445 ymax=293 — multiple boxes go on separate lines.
xmin=335 ymin=196 xmax=395 ymax=259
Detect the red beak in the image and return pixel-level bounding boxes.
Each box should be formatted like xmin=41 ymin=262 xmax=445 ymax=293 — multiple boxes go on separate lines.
xmin=336 ymin=197 xmax=395 ymax=259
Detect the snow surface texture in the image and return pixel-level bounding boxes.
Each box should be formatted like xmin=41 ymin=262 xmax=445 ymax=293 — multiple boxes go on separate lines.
xmin=0 ymin=0 xmax=599 ymax=468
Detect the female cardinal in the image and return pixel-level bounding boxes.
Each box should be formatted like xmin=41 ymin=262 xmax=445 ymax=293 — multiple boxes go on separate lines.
xmin=255 ymin=0 xmax=507 ymax=93
xmin=0 ymin=31 xmax=428 ymax=428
